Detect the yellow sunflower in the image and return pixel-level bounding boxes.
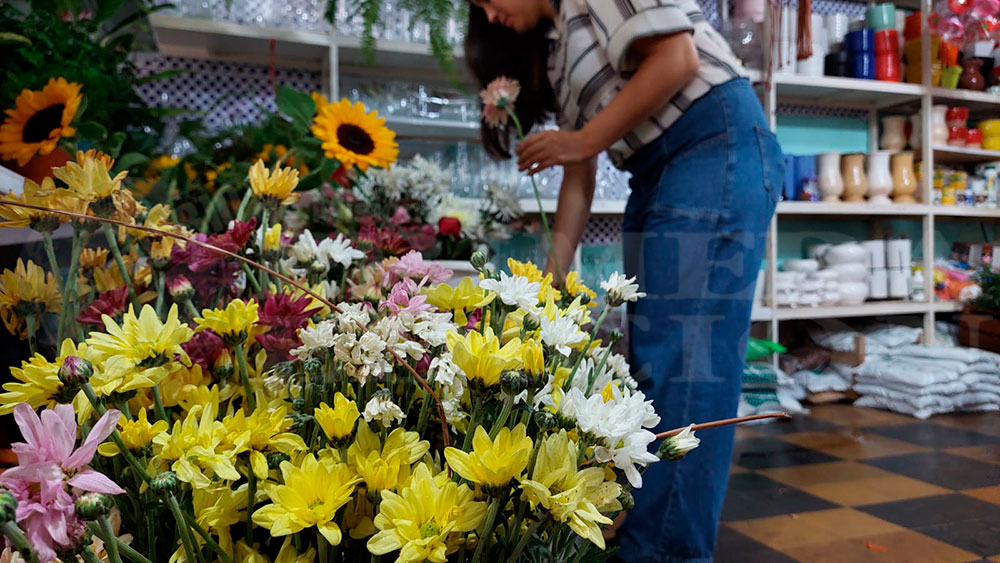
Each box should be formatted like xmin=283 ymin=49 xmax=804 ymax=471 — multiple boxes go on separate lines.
xmin=311 ymin=99 xmax=398 ymax=172
xmin=0 ymin=78 xmax=83 ymax=166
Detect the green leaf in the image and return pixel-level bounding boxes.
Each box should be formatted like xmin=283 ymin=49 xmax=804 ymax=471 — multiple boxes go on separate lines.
xmin=105 ymin=131 xmax=126 ymax=157
xmin=275 ymin=86 xmax=316 ymax=131
xmin=113 ymin=151 xmax=149 ymax=172
xmin=0 ymin=32 xmax=31 ymax=46
xmin=94 ymin=0 xmax=127 ymax=24
xmin=76 ymin=121 xmax=108 ymax=142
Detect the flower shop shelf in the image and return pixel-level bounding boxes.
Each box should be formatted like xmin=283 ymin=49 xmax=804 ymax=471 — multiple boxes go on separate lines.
xmin=384 ymin=117 xmax=479 ymax=141
xmin=932 ymin=206 xmax=1000 ymax=218
xmin=776 ymin=201 xmax=929 ymax=216
xmin=930 ymin=87 xmax=1000 ymax=109
xmin=772 ymin=300 xmax=935 ymax=321
xmin=0 ymin=225 xmax=72 ymax=247
xmin=932 ymin=146 xmax=1000 ymax=165
xmin=518 ymin=199 xmax=627 ymax=216
xmin=771 ymin=74 xmax=924 ymax=108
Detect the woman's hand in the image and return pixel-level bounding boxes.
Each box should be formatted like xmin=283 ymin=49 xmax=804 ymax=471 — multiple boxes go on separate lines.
xmin=517 ymin=130 xmax=599 ymax=174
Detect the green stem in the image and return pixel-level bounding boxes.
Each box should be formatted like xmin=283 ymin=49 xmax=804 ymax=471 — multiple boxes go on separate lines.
xmin=587 ymin=343 xmax=616 ymax=395
xmin=236 ymin=343 xmax=257 ymax=410
xmin=415 ymin=386 xmax=433 ymax=435
xmin=102 ymin=223 xmax=139 ymax=308
xmin=184 ymin=300 xmax=200 ymax=320
xmin=489 ymin=395 xmax=514 ymax=439
xmin=317 ymin=528 xmax=328 ymax=562
xmin=246 ymin=469 xmax=257 ymax=541
xmin=81 ymin=383 xmax=153 ymax=484
xmin=1 ymin=521 xmax=39 ymax=563
xmin=154 ymin=270 xmax=166 ymax=318
xmin=57 ymin=227 xmax=82 ymax=344
xmin=99 ymin=515 xmax=124 ymax=563
xmin=506 ymin=518 xmax=545 ymax=563
xmin=41 ymin=231 xmax=64 ymax=291
xmin=80 ymin=546 xmax=102 ymax=563
xmin=563 ymin=306 xmax=609 ymax=392
xmin=152 ymin=385 xmax=169 ymax=422
xmin=507 ymin=109 xmax=560 ymax=284
xmin=235 ymin=189 xmax=253 ymax=222
xmin=25 ymin=314 xmax=37 ymax=357
xmin=258 ymin=207 xmax=270 ymax=298
xmin=88 ymin=523 xmax=153 ymax=563
xmin=471 ymin=498 xmax=501 ymax=563
xmin=200 ymin=184 xmax=233 ymax=233
xmin=461 ymin=397 xmax=484 ymax=451
xmin=182 ymin=511 xmax=234 ymax=563
xmin=165 ymin=493 xmax=203 ymax=563
xmin=240 ymin=262 xmax=263 ymax=295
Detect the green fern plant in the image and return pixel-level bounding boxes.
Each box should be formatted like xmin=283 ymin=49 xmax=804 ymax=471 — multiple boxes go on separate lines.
xmin=972 ymin=265 xmax=1000 ymax=314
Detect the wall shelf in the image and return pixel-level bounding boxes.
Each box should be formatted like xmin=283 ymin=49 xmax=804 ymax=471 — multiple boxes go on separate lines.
xmin=772 ymin=74 xmax=923 ymax=108
xmin=933 ymin=146 xmax=1000 ymax=165
xmin=776 ymin=201 xmax=929 ymax=216
xmin=772 ymin=300 xmax=932 ymax=321
xmin=933 ymin=206 xmax=1000 ymax=218
xmin=385 ymin=116 xmax=479 ymax=141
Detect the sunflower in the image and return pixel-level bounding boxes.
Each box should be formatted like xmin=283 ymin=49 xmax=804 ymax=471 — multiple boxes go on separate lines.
xmin=0 ymin=78 xmax=83 ymax=166
xmin=311 ymin=99 xmax=398 ymax=172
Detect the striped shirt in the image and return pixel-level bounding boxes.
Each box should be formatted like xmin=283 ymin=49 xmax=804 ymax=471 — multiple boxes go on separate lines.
xmin=547 ymin=0 xmax=746 ymax=167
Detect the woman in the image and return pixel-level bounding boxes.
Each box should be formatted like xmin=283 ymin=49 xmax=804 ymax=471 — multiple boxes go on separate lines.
xmin=466 ymin=0 xmax=781 ymax=561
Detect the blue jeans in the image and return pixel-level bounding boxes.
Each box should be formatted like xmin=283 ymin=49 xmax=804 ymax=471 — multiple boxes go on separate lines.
xmin=616 ymin=78 xmax=781 ymax=562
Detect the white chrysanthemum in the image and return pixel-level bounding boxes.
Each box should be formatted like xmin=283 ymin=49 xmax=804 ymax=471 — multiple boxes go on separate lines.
xmin=331 ymin=332 xmax=392 ymax=385
xmin=479 ymin=272 xmax=540 ymax=312
xmin=593 ymin=430 xmax=659 ymax=488
xmin=515 ymin=374 xmax=554 ymax=409
xmin=322 ymin=233 xmax=365 ymax=268
xmin=363 ymin=395 xmax=405 ymax=427
xmin=292 ymin=320 xmax=336 ymax=357
xmin=290 ymin=229 xmax=321 ymax=264
xmin=440 ymin=392 xmax=468 ymax=430
xmin=333 ymin=302 xmax=372 ymax=332
xmin=411 ymin=311 xmax=457 ymax=347
xmin=429 ymin=351 xmax=466 ymax=397
xmin=485 ymin=183 xmax=522 ymax=222
xmin=558 ymin=386 xmax=659 ymax=444
xmin=430 ymin=195 xmax=481 ymax=233
xmin=540 ymin=314 xmax=586 ymax=357
xmin=601 ymin=272 xmax=646 ymax=306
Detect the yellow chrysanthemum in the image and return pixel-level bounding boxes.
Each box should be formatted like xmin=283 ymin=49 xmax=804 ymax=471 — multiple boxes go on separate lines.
xmin=252 ymin=453 xmax=361 ymax=545
xmin=52 ymin=152 xmax=128 ymax=202
xmin=563 ymin=271 xmax=597 ymax=307
xmin=0 ymin=258 xmax=61 ymax=337
xmin=423 ymin=278 xmax=495 ymax=326
xmin=75 ymin=149 xmax=115 ymax=170
xmin=0 ymin=338 xmax=86 ymax=414
xmin=152 ymin=401 xmax=247 ymax=488
xmin=187 ymin=484 xmax=249 ymax=556
xmin=348 ymin=423 xmax=430 ymax=493
xmin=86 ymin=304 xmax=193 ymax=395
xmin=0 ymin=177 xmax=63 ymax=230
xmin=248 ymin=159 xmax=299 ymax=206
xmin=507 ymin=258 xmax=561 ymax=302
xmin=445 ymin=327 xmax=521 ymax=388
xmin=444 ymin=424 xmax=533 ymax=489
xmin=79 ymin=248 xmax=109 ymax=270
xmin=223 ymin=406 xmax=307 ymax=479
xmin=520 ymin=430 xmax=622 ymax=549
xmin=262 ymin=223 xmax=282 ymax=253
xmin=0 ymin=77 xmax=82 ymax=166
xmin=312 ymin=99 xmax=398 ymax=172
xmin=314 ymin=392 xmax=360 ymax=442
xmin=195 ymin=299 xmax=259 ymax=345
xmin=98 ymin=407 xmax=169 ymax=457
xmin=521 ymin=338 xmax=545 ymax=378
xmin=368 ymin=463 xmax=487 ymax=562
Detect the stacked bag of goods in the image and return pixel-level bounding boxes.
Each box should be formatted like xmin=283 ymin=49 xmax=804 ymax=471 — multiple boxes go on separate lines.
xmin=810 ymin=323 xmax=1000 ymax=418
xmin=740 ymin=339 xmax=808 ymax=417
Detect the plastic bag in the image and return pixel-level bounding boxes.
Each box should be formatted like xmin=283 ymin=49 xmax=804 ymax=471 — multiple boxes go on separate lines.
xmin=746 ymin=338 xmax=786 ymax=361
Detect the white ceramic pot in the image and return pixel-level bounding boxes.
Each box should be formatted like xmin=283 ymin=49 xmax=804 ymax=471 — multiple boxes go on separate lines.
xmin=817 ymin=152 xmax=844 ymax=202
xmin=783 ymin=258 xmax=820 ymax=273
xmin=909 ymin=114 xmax=922 ymax=149
xmin=838 ymin=281 xmax=869 ymax=305
xmin=798 ymin=292 xmax=823 ymax=307
xmin=822 ymin=290 xmax=841 ymax=305
xmin=886 ymin=238 xmax=911 ymax=269
xmin=861 ymin=239 xmax=887 ymax=269
xmin=931 ymin=105 xmax=949 ymax=145
xmin=797 ymin=44 xmax=827 ymax=76
xmin=800 ymin=279 xmax=825 ymax=292
xmin=830 ymin=262 xmax=869 ymax=282
xmin=776 ymin=291 xmax=799 ymax=307
xmin=826 ymin=13 xmax=850 ymax=47
xmin=433 ymin=259 xmax=480 ymax=287
xmin=880 ymin=116 xmax=908 ymax=152
xmin=866 ymin=150 xmax=894 ymax=204
xmin=809 ymin=269 xmax=841 ymax=282
xmin=888 ymin=267 xmax=909 ymax=298
xmin=825 ymin=242 xmax=867 ymax=265
xmin=869 ymin=268 xmax=889 ymax=299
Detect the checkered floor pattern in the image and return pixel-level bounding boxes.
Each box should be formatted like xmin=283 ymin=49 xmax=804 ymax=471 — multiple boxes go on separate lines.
xmin=717 ymin=405 xmax=1000 ymax=562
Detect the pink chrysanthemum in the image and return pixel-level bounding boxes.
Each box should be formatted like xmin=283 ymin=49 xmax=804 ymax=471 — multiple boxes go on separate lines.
xmin=480 ymin=77 xmax=521 ymax=127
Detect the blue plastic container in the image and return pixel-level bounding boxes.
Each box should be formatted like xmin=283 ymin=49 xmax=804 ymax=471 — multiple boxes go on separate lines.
xmin=851 ymin=52 xmax=875 ymax=79
xmin=793 ymin=155 xmax=816 ymax=198
xmin=783 ymin=154 xmax=797 ymax=200
xmin=846 ymin=29 xmax=874 ymax=53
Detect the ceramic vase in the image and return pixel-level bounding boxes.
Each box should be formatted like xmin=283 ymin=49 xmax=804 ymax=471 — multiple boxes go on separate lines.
xmin=891 ymin=152 xmax=918 ymax=203
xmin=931 ymin=105 xmax=949 ymax=145
xmin=867 ymin=150 xmax=894 ymax=204
xmin=910 ymin=113 xmax=922 ymax=149
xmin=817 ymin=152 xmax=844 ymax=202
xmin=842 ymin=153 xmax=869 ymax=202
xmin=880 ymin=116 xmax=908 ymax=151
xmin=959 ymin=58 xmax=986 ymax=91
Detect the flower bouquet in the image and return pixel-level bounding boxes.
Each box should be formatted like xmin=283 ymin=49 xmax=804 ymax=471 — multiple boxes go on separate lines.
xmin=0 ymin=98 xmax=783 ymax=563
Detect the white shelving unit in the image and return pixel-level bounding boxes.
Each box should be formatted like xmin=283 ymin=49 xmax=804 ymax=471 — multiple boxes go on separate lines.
xmin=147 ymin=11 xmax=992 ymax=343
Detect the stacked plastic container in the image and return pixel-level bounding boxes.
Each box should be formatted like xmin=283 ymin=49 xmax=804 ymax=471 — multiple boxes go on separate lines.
xmin=870 ymin=3 xmax=902 ymax=81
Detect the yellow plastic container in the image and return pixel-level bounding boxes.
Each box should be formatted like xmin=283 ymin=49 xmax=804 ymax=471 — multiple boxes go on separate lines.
xmin=983 ymin=136 xmax=1000 ymax=151
xmin=904 ymin=37 xmax=940 ymax=84
xmin=980 ymin=120 xmax=1000 ymax=138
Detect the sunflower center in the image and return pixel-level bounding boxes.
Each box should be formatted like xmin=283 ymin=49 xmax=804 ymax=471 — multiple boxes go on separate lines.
xmin=22 ymin=104 xmax=65 ymax=143
xmin=336 ymin=124 xmax=375 ymax=155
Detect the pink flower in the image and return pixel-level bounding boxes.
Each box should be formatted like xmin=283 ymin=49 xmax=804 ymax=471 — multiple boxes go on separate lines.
xmin=389 ymin=251 xmax=453 ymax=285
xmin=76 ymin=287 xmax=129 ymax=327
xmin=390 ymin=206 xmax=412 ymax=226
xmin=0 ymin=404 xmax=123 ymax=561
xmin=480 ymin=77 xmax=520 ymax=127
xmin=379 ymin=279 xmax=431 ymax=316
xmin=404 ymin=225 xmax=436 ymax=253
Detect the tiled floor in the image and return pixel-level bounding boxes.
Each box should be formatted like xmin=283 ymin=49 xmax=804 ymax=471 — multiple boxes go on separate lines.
xmin=717 ymin=405 xmax=1000 ymax=562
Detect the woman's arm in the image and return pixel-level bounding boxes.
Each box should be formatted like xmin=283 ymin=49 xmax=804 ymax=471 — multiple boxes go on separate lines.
xmin=516 ymin=31 xmax=699 ymax=173
xmin=547 ymin=157 xmax=598 ymax=279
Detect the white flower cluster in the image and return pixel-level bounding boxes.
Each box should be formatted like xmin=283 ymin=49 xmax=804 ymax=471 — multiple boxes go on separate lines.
xmin=284 ymin=230 xmax=364 ymax=276
xmin=601 ymin=272 xmax=646 ymax=307
xmin=539 ymin=314 xmax=586 ymax=357
xmin=428 ymin=195 xmax=482 ymax=235
xmin=479 ymin=272 xmax=540 ymax=313
xmin=364 ymin=154 xmax=450 ymax=206
xmin=363 ymin=394 xmax=405 ymax=426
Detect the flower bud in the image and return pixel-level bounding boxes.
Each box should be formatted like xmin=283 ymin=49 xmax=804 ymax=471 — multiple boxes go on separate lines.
xmin=151 ymin=472 xmax=179 ymax=496
xmin=0 ymin=490 xmax=17 ymax=522
xmin=533 ymin=409 xmax=558 ymax=431
xmin=657 ymin=425 xmax=700 ymax=461
xmin=500 ymin=370 xmax=527 ymax=396
xmin=212 ymin=348 xmax=234 ymax=379
xmin=292 ymin=397 xmax=307 ymax=412
xmin=618 ymin=489 xmax=635 ymax=511
xmin=303 ymin=357 xmax=323 ymax=378
xmin=58 ymin=356 xmax=93 ymax=390
xmin=267 ymin=452 xmax=290 ymax=470
xmin=74 ymin=492 xmax=113 ymax=520
xmin=522 ymin=314 xmax=540 ymax=332
xmin=577 ymin=292 xmax=591 ymax=306
xmin=309 ymin=259 xmax=327 ymax=275
xmin=609 ymin=329 xmax=625 ymax=345
xmin=469 ymin=250 xmax=489 ymax=272
xmin=90 ymin=196 xmax=116 ymax=218
xmin=167 ymin=275 xmax=195 ymax=302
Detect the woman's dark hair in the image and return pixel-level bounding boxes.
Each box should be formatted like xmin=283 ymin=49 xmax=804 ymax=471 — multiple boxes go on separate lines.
xmin=465 ymin=5 xmax=556 ymax=159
